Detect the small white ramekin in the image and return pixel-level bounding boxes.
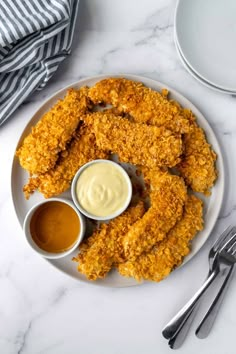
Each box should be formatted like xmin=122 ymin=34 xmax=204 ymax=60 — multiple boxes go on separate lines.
xmin=23 ymin=198 xmax=85 ymax=259
xmin=71 ymin=159 xmax=132 ymax=221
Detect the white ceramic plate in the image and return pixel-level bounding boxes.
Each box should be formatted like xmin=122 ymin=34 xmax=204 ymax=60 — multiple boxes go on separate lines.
xmin=174 ymin=31 xmax=236 ymax=95
xmin=11 ymin=74 xmax=225 ymax=287
xmin=175 ymin=0 xmax=236 ymax=92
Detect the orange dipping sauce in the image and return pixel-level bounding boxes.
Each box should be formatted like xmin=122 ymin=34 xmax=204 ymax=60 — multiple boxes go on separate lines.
xmin=30 ymin=201 xmax=80 ymax=253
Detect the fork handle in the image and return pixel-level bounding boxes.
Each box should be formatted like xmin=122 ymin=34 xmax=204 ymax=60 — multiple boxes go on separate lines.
xmin=162 ymin=270 xmax=218 ymax=340
xmin=195 ymin=265 xmax=235 ymax=339
xmin=168 ymin=304 xmax=199 ymax=349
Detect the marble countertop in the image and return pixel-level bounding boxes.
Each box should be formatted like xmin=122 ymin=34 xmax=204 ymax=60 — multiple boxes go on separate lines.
xmin=1 ymin=0 xmax=236 ymax=353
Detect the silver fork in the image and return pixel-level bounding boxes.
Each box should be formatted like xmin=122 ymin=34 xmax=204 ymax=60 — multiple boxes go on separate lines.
xmin=168 ymin=232 xmax=236 ymax=349
xmin=195 ymin=243 xmax=236 ymax=339
xmin=162 ymin=226 xmax=236 ymax=347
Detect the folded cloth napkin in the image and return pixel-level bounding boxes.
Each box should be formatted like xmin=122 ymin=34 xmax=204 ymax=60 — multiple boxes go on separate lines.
xmin=0 ymin=0 xmax=79 ymax=126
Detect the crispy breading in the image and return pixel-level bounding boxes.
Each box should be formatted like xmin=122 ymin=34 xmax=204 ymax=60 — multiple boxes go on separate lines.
xmin=73 ymin=201 xmax=145 ymax=280
xmin=16 ymin=77 xmax=218 ymax=284
xmin=23 ymin=125 xmax=108 ymax=199
xmin=88 ymin=78 xmax=190 ymax=133
xmin=122 ymin=171 xmax=187 ymax=261
xmin=118 ymin=195 xmax=203 ymax=282
xmin=84 ymin=112 xmax=183 ymax=169
xmin=16 ymin=88 xmax=91 ymax=175
xmin=177 ymin=111 xmax=217 ymax=194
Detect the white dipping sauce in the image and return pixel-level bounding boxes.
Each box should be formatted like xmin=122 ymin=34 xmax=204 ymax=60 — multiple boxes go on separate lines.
xmin=76 ymin=162 xmax=130 ymax=217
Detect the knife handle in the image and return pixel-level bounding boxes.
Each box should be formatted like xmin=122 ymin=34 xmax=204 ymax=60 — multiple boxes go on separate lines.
xmin=196 ymin=266 xmax=235 ymax=339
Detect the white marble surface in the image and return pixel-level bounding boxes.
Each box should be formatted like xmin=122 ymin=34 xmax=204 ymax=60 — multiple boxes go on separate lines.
xmin=1 ymin=0 xmax=236 ymax=353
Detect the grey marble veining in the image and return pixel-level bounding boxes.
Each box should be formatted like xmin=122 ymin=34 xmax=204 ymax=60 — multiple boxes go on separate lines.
xmin=0 ymin=0 xmax=236 ymax=353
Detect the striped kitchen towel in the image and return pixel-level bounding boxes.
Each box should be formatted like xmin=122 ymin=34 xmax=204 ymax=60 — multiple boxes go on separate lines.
xmin=0 ymin=0 xmax=79 ymax=126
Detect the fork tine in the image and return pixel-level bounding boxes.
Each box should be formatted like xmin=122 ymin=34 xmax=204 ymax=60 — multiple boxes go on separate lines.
xmin=227 ymin=239 xmax=236 ymax=253
xmin=220 ymin=231 xmax=236 ymax=253
xmin=212 ymin=226 xmax=236 ymax=251
xmin=218 ymin=233 xmax=236 ymax=266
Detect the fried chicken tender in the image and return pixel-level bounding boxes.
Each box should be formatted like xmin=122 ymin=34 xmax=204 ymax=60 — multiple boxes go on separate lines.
xmin=88 ymin=78 xmax=190 ymax=133
xmin=84 ymin=112 xmax=183 ymax=169
xmin=73 ymin=202 xmax=145 ymax=280
xmin=177 ymin=111 xmax=217 ymax=194
xmin=23 ymin=125 xmax=108 ymax=199
xmin=122 ymin=171 xmax=187 ymax=262
xmin=118 ymin=195 xmax=203 ymax=282
xmin=16 ymin=88 xmax=91 ymax=175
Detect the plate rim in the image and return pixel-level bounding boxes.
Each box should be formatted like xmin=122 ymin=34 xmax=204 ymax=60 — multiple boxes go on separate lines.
xmin=175 ymin=0 xmax=236 ymax=92
xmin=11 ymin=73 xmax=225 ymax=287
xmin=174 ymin=29 xmax=236 ymax=95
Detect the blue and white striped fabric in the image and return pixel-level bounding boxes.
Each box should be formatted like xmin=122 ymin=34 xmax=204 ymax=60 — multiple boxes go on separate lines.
xmin=0 ymin=0 xmax=79 ymax=126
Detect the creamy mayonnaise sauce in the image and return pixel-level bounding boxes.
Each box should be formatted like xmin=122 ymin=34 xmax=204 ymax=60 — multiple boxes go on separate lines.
xmin=76 ymin=162 xmax=130 ymax=217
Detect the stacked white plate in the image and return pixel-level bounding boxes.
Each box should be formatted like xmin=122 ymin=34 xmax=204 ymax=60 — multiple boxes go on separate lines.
xmin=174 ymin=0 xmax=236 ymax=94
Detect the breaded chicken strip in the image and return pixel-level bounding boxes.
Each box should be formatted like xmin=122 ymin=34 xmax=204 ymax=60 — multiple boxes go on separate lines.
xmin=118 ymin=195 xmax=203 ymax=282
xmin=73 ymin=202 xmax=145 ymax=280
xmin=84 ymin=112 xmax=183 ymax=169
xmin=89 ymin=78 xmax=190 ymax=133
xmin=122 ymin=171 xmax=187 ymax=261
xmin=16 ymin=88 xmax=91 ymax=175
xmin=177 ymin=111 xmax=217 ymax=194
xmin=23 ymin=125 xmax=108 ymax=199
